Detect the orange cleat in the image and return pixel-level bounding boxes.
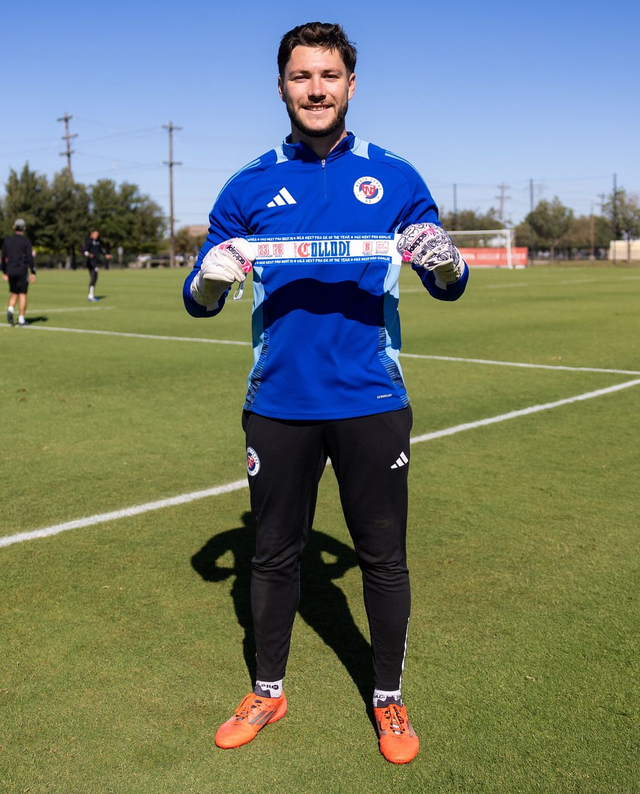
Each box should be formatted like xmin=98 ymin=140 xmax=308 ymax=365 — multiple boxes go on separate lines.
xmin=374 ymin=701 xmax=420 ymax=764
xmin=215 ymin=693 xmax=288 ymax=749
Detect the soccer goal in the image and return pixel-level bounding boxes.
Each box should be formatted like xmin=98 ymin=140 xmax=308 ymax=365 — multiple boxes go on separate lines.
xmin=448 ymin=228 xmax=527 ymax=269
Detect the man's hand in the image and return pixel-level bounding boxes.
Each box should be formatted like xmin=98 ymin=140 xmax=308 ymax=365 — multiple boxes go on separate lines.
xmin=29 ymin=274 xmax=36 ymax=283
xmin=396 ymin=223 xmax=464 ymax=285
xmin=190 ymin=238 xmax=256 ymax=309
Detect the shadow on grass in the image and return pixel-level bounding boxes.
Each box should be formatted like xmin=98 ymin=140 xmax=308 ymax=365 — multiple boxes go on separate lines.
xmin=23 ymin=316 xmax=49 ymax=324
xmin=191 ymin=511 xmax=375 ymax=722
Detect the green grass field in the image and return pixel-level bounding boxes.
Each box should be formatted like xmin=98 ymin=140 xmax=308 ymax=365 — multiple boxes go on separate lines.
xmin=1 ymin=265 xmax=639 ymax=793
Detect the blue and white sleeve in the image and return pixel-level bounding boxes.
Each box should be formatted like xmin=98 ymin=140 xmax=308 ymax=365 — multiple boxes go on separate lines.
xmin=183 ymin=177 xmax=249 ymax=318
xmin=399 ymin=172 xmax=469 ymax=302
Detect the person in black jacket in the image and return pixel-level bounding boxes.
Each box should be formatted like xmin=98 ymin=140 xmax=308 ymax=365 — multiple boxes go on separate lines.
xmin=82 ymin=229 xmax=111 ymax=301
xmin=2 ymin=219 xmax=36 ymax=326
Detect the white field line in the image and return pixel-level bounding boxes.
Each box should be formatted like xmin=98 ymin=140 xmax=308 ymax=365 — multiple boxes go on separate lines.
xmin=30 ymin=306 xmax=115 ymax=313
xmin=400 ymin=353 xmax=640 ymax=376
xmin=485 ymin=283 xmax=530 ymax=289
xmin=2 ymin=323 xmax=636 ymax=377
xmin=410 ymin=378 xmax=640 ymax=443
xmin=0 ymin=481 xmax=248 ymax=549
xmin=486 ymin=278 xmax=618 ymax=289
xmin=0 ymin=324 xmax=251 ymax=346
xmin=2 ymin=377 xmax=639 ymax=550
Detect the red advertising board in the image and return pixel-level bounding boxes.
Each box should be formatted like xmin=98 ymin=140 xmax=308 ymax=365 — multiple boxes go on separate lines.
xmin=459 ymin=248 xmax=528 ymax=267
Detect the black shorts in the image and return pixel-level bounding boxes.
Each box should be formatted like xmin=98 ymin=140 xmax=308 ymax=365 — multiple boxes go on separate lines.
xmin=8 ymin=274 xmax=28 ymax=294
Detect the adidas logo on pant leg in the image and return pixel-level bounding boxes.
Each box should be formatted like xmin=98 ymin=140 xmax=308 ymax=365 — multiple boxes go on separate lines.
xmin=391 ymin=451 xmax=409 ymax=469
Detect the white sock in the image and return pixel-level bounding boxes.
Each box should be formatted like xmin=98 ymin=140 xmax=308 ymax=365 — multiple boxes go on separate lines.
xmin=373 ymin=688 xmax=402 ymax=707
xmin=89 ymin=287 xmax=94 ymax=298
xmin=8 ymin=306 xmax=13 ymax=314
xmin=18 ymin=315 xmax=25 ymax=324
xmin=254 ymin=679 xmax=283 ymax=698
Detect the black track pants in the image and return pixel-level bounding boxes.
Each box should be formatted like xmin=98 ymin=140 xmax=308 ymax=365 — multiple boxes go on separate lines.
xmin=243 ymin=406 xmax=413 ymax=691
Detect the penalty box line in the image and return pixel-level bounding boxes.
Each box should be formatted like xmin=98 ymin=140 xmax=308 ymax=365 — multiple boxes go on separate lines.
xmin=1 ymin=324 xmax=251 ymax=346
xmin=400 ymin=353 xmax=640 ymax=377
xmin=2 ymin=377 xmax=640 ymax=550
xmin=4 ymin=324 xmax=639 ymax=377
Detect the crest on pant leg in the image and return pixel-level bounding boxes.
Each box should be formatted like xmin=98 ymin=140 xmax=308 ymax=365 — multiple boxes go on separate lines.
xmin=247 ymin=446 xmax=261 ymax=477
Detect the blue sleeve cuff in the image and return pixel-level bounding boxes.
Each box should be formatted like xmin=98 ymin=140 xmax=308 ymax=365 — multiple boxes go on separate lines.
xmin=182 ymin=269 xmax=228 ymax=317
xmin=413 ymin=262 xmax=469 ymax=301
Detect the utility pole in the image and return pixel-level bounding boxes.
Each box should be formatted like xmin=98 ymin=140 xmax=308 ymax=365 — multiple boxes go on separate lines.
xmin=589 ymin=198 xmax=595 ymax=260
xmin=529 ymin=179 xmax=535 ymax=266
xmin=452 ymin=183 xmax=458 ymax=231
xmin=57 ymin=113 xmax=77 ymax=177
xmin=162 ymin=121 xmax=182 ymax=268
xmin=496 ymin=182 xmax=511 ymax=224
xmin=612 ymin=173 xmax=618 ymax=265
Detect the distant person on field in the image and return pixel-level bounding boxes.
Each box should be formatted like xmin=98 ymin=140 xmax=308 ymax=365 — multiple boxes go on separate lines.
xmin=83 ymin=229 xmax=111 ymax=301
xmin=2 ymin=218 xmax=36 ymax=326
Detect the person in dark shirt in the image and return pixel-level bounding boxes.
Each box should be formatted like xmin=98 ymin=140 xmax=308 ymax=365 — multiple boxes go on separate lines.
xmin=2 ymin=218 xmax=36 ymax=326
xmin=82 ymin=229 xmax=111 ymax=301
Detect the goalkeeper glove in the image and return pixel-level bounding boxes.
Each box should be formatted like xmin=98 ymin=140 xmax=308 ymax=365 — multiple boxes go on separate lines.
xmin=396 ymin=223 xmax=464 ymax=286
xmin=190 ymin=238 xmax=256 ymax=309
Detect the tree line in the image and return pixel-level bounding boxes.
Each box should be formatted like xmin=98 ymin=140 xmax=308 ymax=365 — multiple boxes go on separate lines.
xmin=2 ymin=163 xmax=638 ymax=264
xmin=0 ymin=164 xmax=166 ymax=265
xmin=443 ymin=188 xmax=640 ymax=260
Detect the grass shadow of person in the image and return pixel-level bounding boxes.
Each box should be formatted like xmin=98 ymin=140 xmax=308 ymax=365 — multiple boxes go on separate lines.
xmin=191 ymin=511 xmax=375 ymax=724
xmin=298 ymin=528 xmax=375 ymax=721
xmin=191 ymin=511 xmax=256 ymax=683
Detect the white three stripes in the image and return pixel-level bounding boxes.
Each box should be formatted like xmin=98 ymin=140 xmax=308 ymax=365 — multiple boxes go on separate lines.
xmin=267 ymin=187 xmax=297 ymax=207
xmin=391 ymin=451 xmax=409 ymax=469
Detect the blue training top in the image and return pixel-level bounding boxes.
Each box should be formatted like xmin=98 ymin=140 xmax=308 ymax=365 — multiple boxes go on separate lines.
xmin=183 ymin=132 xmax=468 ymax=421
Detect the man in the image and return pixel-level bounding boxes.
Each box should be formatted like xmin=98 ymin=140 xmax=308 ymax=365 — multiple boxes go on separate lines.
xmin=2 ymin=218 xmax=36 ymax=326
xmin=83 ymin=229 xmax=111 ymax=301
xmin=183 ymin=21 xmax=468 ymax=764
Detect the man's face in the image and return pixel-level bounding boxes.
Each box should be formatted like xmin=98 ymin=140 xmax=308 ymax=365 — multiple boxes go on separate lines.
xmin=90 ymin=231 xmax=99 ymax=240
xmin=278 ymin=45 xmax=355 ymax=140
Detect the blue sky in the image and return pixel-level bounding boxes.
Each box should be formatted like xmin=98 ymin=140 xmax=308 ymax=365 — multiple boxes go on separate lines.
xmin=3 ymin=0 xmax=638 ymax=229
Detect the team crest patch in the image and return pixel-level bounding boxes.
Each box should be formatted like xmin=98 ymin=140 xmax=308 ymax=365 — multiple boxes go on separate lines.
xmin=247 ymin=447 xmax=261 ymax=477
xmin=354 ymin=176 xmax=384 ymax=205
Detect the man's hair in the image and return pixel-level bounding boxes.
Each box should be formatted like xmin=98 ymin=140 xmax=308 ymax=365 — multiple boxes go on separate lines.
xmin=277 ymin=22 xmax=357 ymax=76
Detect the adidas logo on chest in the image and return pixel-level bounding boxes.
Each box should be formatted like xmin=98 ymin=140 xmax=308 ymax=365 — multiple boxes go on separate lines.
xmin=267 ymin=187 xmax=297 ymax=208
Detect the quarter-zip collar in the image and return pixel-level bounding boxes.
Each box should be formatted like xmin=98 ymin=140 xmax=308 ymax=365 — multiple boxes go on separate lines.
xmin=282 ymin=132 xmax=356 ymax=163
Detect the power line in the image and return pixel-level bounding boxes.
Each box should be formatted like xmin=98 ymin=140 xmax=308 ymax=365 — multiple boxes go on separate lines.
xmin=77 ymin=127 xmax=162 ymax=147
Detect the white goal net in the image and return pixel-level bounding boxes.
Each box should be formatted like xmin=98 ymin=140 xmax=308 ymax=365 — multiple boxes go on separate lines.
xmin=448 ymin=228 xmax=526 ymax=269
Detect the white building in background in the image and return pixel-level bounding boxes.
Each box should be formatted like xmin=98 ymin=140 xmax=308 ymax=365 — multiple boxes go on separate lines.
xmin=609 ymin=239 xmax=640 ymax=262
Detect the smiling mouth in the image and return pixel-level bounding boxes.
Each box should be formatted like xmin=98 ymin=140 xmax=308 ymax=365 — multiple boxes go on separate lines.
xmin=304 ymin=105 xmax=331 ymax=112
